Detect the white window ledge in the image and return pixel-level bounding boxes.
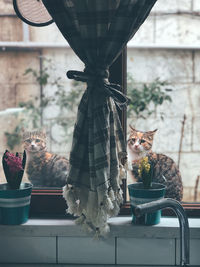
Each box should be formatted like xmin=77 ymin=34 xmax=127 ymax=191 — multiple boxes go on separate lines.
xmin=1 ymin=41 xmax=200 ymax=50
xmin=0 ymin=216 xmax=199 ymax=239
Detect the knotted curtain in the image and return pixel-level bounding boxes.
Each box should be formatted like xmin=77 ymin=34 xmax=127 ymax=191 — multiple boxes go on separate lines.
xmin=43 ymin=0 xmax=157 ymax=236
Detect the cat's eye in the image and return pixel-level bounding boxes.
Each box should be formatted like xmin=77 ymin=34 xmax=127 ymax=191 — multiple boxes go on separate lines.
xmin=131 ymin=138 xmax=136 ymax=142
xmin=25 ymin=139 xmax=31 ymax=143
xmin=35 ymin=139 xmax=41 ymax=143
xmin=140 ymin=139 xmax=145 ymax=144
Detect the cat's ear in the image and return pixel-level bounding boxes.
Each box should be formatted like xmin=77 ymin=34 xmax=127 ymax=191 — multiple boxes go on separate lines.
xmin=38 ymin=127 xmax=47 ymax=140
xmin=38 ymin=127 xmax=46 ymax=138
xmin=21 ymin=127 xmax=26 ymax=140
xmin=146 ymin=129 xmax=157 ymax=136
xmin=129 ymin=125 xmax=137 ymax=133
xmin=40 ymin=127 xmax=46 ymax=134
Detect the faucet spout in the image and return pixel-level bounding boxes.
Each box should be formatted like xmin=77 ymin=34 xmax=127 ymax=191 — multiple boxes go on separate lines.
xmin=133 ymin=198 xmax=190 ymax=267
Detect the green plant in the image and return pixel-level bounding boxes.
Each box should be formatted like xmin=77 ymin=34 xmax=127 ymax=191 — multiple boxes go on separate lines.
xmin=4 ymin=57 xmax=84 ymax=150
xmin=127 ymin=73 xmax=172 ymax=120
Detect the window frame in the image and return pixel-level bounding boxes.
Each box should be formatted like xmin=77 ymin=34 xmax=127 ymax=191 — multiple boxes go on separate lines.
xmin=30 ymin=47 xmax=200 ymax=218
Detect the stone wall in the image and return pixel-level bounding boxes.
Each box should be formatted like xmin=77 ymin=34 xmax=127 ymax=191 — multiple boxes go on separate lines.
xmin=0 ymin=0 xmax=200 ymax=200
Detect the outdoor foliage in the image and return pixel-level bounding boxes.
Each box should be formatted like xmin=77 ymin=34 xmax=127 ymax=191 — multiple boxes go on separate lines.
xmin=5 ymin=58 xmax=84 ymax=150
xmin=5 ymin=64 xmax=173 ymax=150
xmin=127 ymin=73 xmax=172 ymax=120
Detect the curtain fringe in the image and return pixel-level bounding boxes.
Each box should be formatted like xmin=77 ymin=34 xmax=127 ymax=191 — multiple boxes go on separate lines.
xmin=63 ymin=183 xmax=123 ymax=237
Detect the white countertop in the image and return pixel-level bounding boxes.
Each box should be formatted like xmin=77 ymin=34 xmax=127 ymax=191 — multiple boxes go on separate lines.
xmin=0 ymin=216 xmax=199 ymax=239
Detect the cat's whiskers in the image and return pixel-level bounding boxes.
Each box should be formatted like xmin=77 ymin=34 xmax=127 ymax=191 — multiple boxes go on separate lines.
xmin=128 ymin=149 xmax=148 ymax=162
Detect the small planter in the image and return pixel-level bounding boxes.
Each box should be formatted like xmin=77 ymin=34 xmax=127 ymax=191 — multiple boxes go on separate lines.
xmin=0 ymin=182 xmax=32 ymax=225
xmin=128 ymin=182 xmax=166 ymax=225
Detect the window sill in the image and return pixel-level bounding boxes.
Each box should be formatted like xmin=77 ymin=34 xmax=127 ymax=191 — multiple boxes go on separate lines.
xmin=0 ymin=216 xmax=199 ymax=239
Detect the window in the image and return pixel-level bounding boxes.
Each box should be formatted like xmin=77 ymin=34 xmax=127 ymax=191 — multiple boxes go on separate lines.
xmin=0 ymin=1 xmax=84 ymax=216
xmin=125 ymin=0 xmax=200 ymax=216
xmin=0 ymin=0 xmax=128 ymax=217
xmin=1 ymin=0 xmax=200 ymax=218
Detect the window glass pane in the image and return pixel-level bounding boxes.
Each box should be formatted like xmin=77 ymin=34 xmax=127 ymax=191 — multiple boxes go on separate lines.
xmin=0 ymin=2 xmax=84 ymax=188
xmin=127 ymin=1 xmax=200 ymax=202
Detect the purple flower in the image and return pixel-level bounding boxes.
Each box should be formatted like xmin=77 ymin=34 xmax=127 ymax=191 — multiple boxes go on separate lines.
xmin=2 ymin=150 xmax=26 ymax=189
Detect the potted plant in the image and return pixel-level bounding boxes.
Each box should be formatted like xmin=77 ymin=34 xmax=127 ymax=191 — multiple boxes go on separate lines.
xmin=0 ymin=150 xmax=32 ymax=225
xmin=128 ymin=156 xmax=166 ymax=225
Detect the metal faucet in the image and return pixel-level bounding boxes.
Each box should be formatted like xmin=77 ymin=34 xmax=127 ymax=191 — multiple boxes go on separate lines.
xmin=133 ymin=198 xmax=190 ymax=267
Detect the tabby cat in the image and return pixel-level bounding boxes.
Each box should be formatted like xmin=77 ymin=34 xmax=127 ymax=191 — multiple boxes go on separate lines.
xmin=127 ymin=126 xmax=183 ymax=201
xmin=22 ymin=130 xmax=69 ymax=187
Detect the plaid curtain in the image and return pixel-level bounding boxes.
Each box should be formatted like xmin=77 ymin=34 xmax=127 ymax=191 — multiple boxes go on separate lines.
xmin=43 ymin=0 xmax=157 ymax=236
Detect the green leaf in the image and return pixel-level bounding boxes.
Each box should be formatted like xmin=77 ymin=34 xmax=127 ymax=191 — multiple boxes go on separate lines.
xmin=127 ymin=72 xmax=173 ymax=120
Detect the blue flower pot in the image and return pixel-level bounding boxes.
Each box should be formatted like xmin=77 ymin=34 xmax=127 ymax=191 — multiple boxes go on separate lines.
xmin=0 ymin=183 xmax=33 ymax=225
xmin=128 ymin=182 xmax=166 ymax=225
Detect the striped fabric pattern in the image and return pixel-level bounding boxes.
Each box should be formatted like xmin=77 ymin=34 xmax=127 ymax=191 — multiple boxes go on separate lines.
xmin=43 ymin=0 xmax=157 ymax=236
